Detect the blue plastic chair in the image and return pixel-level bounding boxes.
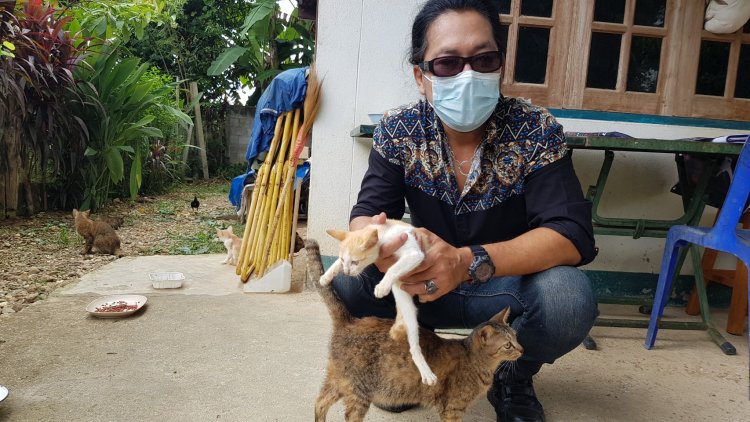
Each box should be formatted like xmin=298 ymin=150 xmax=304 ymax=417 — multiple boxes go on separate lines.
xmin=645 ymin=140 xmax=750 ymax=353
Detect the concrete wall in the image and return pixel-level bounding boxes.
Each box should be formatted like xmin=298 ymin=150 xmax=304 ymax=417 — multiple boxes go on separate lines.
xmin=309 ymin=0 xmax=740 ymax=274
xmin=225 ymin=106 xmax=255 ymax=164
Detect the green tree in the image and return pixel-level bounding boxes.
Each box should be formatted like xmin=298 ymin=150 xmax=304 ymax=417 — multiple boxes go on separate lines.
xmin=126 ymin=0 xmax=254 ymax=104
xmin=207 ymin=0 xmax=315 ymax=105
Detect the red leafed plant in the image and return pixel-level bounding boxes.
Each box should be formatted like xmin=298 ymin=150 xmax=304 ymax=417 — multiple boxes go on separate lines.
xmin=0 ymin=0 xmax=90 ymax=217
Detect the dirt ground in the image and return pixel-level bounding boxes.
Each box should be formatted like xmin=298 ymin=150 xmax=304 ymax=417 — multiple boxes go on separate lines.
xmin=0 ymin=181 xmax=270 ymax=317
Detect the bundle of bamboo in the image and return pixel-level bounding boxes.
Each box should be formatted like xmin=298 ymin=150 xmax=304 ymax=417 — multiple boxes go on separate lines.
xmin=236 ymin=66 xmax=322 ymax=283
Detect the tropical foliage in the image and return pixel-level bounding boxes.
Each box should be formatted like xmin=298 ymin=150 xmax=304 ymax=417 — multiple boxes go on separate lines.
xmin=62 ymin=0 xmax=178 ymax=43
xmin=0 ymin=1 xmax=89 ymax=217
xmin=208 ymin=0 xmax=314 ymax=105
xmin=0 ymin=0 xmax=315 ymax=217
xmin=71 ymin=45 xmax=191 ymax=210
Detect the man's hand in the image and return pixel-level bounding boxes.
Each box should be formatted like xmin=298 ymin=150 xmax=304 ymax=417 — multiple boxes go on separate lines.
xmin=350 ymin=212 xmax=408 ymax=273
xmin=399 ymin=228 xmax=472 ymax=302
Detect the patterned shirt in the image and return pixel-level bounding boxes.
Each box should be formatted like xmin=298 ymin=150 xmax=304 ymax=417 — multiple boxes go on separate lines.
xmin=351 ymin=97 xmax=596 ymax=265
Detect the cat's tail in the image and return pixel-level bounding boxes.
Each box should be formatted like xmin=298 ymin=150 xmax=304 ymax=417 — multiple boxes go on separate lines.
xmin=304 ymin=239 xmax=352 ymax=326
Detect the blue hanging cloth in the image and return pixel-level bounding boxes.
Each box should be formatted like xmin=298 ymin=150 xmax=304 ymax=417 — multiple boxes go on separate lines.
xmin=229 ymin=170 xmax=256 ymax=207
xmin=245 ymin=67 xmax=309 ymax=164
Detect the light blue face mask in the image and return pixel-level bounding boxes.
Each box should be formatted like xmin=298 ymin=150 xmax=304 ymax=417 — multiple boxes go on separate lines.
xmin=424 ymin=70 xmax=500 ymax=132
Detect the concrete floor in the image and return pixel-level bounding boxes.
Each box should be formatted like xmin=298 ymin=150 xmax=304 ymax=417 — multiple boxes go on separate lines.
xmin=0 ymin=254 xmax=748 ymax=422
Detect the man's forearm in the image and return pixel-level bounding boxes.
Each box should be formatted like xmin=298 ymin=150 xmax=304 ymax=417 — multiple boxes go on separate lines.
xmin=480 ymin=227 xmax=582 ymax=277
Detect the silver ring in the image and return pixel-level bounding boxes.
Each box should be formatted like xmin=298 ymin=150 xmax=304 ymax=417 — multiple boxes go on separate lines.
xmin=424 ymin=280 xmax=438 ymax=295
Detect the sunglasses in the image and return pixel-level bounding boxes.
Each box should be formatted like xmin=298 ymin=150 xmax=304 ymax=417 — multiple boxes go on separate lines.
xmin=419 ymin=51 xmax=503 ymax=77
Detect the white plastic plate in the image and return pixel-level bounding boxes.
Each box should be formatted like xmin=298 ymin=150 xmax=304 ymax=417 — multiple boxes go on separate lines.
xmin=86 ymin=295 xmax=147 ymax=318
xmin=0 ymin=385 xmax=8 ymax=403
xmin=149 ymin=272 xmax=185 ymax=289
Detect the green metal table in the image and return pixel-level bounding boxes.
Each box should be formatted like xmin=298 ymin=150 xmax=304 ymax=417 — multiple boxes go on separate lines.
xmin=352 ymin=125 xmax=744 ymax=353
xmin=565 ymin=136 xmax=742 ymax=354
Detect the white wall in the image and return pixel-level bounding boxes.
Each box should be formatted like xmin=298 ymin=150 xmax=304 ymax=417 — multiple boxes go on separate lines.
xmin=310 ymin=0 xmax=740 ymax=273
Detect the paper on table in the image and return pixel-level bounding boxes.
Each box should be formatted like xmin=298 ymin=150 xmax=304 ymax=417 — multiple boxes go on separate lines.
xmin=712 ymin=134 xmax=748 ymax=143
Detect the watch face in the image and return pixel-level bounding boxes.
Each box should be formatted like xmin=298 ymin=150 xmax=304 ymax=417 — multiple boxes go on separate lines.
xmin=475 ymin=262 xmax=494 ymax=282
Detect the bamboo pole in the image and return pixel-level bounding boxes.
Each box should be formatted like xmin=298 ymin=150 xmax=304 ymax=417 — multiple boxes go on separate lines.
xmin=259 ymin=66 xmax=321 ymax=272
xmin=239 ymin=65 xmax=322 ymax=281
xmin=256 ymin=109 xmax=298 ymax=276
xmin=242 ymin=113 xmax=288 ymax=279
xmin=238 ymin=114 xmax=286 ymax=279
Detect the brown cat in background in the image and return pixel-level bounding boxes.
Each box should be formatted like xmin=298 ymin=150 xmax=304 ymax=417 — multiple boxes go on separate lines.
xmin=94 ymin=215 xmax=124 ymax=230
xmin=216 ymin=226 xmax=242 ymax=265
xmin=305 ymin=239 xmax=523 ymax=422
xmin=72 ymin=209 xmax=124 ymax=257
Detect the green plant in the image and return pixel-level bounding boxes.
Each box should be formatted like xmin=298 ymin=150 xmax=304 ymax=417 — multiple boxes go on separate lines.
xmin=57 ymin=224 xmax=73 ymax=246
xmin=64 ymin=0 xmax=179 ymax=44
xmin=208 ymin=0 xmax=315 ymax=105
xmin=169 ymin=230 xmax=224 ymax=255
xmin=0 ymin=1 xmax=90 ymax=217
xmin=142 ymin=138 xmax=184 ymax=195
xmin=156 ymin=200 xmax=177 ymax=215
xmin=124 ymin=0 xmax=255 ymax=103
xmin=0 ymin=40 xmax=15 ymax=58
xmin=72 ymin=44 xmax=192 ymax=210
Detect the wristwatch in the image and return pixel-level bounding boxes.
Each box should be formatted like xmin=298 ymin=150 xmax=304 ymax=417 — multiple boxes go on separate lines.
xmin=468 ymin=245 xmax=495 ymax=284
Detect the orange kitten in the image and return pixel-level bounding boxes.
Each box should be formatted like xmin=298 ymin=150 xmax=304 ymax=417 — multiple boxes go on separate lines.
xmin=323 ymin=219 xmax=437 ymax=385
xmin=216 ymin=226 xmax=242 ymax=265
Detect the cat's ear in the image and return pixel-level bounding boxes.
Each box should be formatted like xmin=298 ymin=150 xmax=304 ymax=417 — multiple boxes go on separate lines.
xmin=227 ymin=226 xmax=233 ymax=234
xmin=82 ymin=210 xmax=91 ymax=217
xmin=477 ymin=325 xmax=495 ymax=346
xmin=72 ymin=209 xmax=78 ymax=217
xmin=326 ymin=229 xmax=348 ymax=241
xmin=490 ymin=306 xmax=511 ymax=325
xmin=362 ymin=228 xmax=379 ymax=249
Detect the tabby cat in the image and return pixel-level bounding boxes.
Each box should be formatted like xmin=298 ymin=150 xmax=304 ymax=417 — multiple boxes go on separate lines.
xmin=306 ymin=239 xmax=523 ymax=422
xmin=72 ymin=209 xmax=124 ymax=257
xmin=321 ymin=219 xmax=435 ymax=385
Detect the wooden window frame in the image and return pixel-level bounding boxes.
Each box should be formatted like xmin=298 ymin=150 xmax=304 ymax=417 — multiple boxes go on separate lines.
xmin=500 ymin=0 xmax=750 ymax=121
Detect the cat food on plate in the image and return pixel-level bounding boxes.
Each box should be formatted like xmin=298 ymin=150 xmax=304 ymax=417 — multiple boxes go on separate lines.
xmin=86 ymin=295 xmax=147 ymax=318
xmin=94 ymin=301 xmax=138 ymax=312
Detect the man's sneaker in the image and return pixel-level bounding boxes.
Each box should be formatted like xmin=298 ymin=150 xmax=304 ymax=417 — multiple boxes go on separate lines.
xmin=487 ymin=374 xmax=545 ymax=422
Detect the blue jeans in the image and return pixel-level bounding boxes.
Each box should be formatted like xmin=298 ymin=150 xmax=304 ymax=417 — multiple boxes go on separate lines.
xmin=332 ymin=265 xmax=599 ymax=379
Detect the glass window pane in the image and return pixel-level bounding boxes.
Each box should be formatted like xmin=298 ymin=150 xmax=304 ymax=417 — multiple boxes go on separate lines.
xmin=492 ymin=0 xmax=511 ymax=14
xmin=627 ymin=36 xmax=662 ymax=93
xmin=594 ymin=0 xmax=625 ymax=23
xmin=634 ymin=0 xmax=666 ymax=27
xmin=696 ymin=40 xmax=730 ymax=96
xmin=586 ymin=32 xmax=621 ymax=89
xmin=735 ymin=44 xmax=750 ymax=98
xmin=515 ymin=26 xmax=549 ymax=84
xmin=521 ymin=0 xmax=553 ymax=17
xmin=499 ymin=24 xmax=509 ymax=55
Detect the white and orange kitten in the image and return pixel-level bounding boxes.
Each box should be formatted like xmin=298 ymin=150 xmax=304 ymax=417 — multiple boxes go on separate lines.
xmin=323 ymin=219 xmax=437 ymax=385
xmin=216 ymin=226 xmax=242 ymax=265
